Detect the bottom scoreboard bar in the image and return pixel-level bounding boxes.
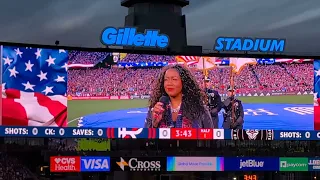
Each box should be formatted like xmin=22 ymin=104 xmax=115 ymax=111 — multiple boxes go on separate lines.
xmin=0 ymin=126 xmax=319 ymax=140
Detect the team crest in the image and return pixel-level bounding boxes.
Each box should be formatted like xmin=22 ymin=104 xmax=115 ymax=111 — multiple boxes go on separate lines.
xmin=246 ymin=130 xmax=259 ymax=140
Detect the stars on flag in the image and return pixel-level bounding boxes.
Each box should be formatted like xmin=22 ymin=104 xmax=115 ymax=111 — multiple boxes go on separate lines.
xmin=3 ymin=56 xmax=13 ymax=65
xmin=54 ymin=75 xmax=65 ymax=82
xmin=42 ymin=86 xmax=54 ymax=95
xmin=25 ymin=60 xmax=34 ymax=72
xmin=46 ymin=56 xmax=56 ymax=66
xmin=14 ymin=48 xmax=23 ymax=58
xmin=22 ymin=81 xmax=35 ymax=91
xmin=315 ymin=69 xmax=320 ymax=77
xmin=59 ymin=49 xmax=66 ymax=53
xmin=2 ymin=46 xmax=68 ymax=96
xmin=37 ymin=71 xmax=48 ymax=81
xmin=9 ymin=66 xmax=19 ymax=77
xmin=35 ymin=48 xmax=42 ymax=59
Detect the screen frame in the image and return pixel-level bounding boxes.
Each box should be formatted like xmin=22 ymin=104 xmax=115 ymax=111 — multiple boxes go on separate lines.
xmin=0 ymin=41 xmax=319 ymax=59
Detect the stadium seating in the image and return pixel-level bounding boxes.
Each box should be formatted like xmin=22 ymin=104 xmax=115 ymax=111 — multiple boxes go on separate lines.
xmin=67 ymin=63 xmax=313 ymax=96
xmin=68 ymin=51 xmax=110 ymax=64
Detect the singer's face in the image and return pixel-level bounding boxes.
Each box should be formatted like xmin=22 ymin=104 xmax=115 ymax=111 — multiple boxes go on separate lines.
xmin=205 ymin=81 xmax=211 ymax=88
xmin=228 ymin=91 xmax=235 ymax=97
xmin=164 ymin=69 xmax=183 ymax=97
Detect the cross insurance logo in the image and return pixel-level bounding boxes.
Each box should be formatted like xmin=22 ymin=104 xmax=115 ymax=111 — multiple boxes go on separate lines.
xmin=80 ymin=157 xmax=110 ymax=172
xmin=224 ymin=157 xmax=279 ymax=171
xmin=115 ymin=157 xmax=162 ymax=171
xmin=50 ymin=156 xmax=80 ymax=172
xmin=100 ymin=27 xmax=169 ymax=48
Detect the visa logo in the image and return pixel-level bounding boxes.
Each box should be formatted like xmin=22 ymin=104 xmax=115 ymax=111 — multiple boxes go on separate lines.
xmin=80 ymin=157 xmax=110 ymax=172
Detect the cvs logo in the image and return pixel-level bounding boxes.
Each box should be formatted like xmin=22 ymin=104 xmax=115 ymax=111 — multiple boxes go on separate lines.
xmin=80 ymin=157 xmax=110 ymax=172
xmin=50 ymin=156 xmax=80 ymax=172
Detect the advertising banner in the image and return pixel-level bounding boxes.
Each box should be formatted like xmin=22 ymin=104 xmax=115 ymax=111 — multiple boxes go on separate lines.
xmin=111 ymin=157 xmax=166 ymax=171
xmin=50 ymin=156 xmax=81 ymax=172
xmin=224 ymin=157 xmax=279 ymax=171
xmin=279 ymin=157 xmax=308 ymax=171
xmin=166 ymin=157 xmax=224 ymax=171
xmin=308 ymin=158 xmax=320 ymax=171
xmin=80 ymin=157 xmax=110 ymax=172
xmin=50 ymin=156 xmax=110 ymax=172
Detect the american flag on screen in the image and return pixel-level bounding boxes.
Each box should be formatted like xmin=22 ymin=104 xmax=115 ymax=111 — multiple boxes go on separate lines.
xmin=314 ymin=60 xmax=320 ymax=130
xmin=2 ymin=46 xmax=68 ymax=127
xmin=314 ymin=60 xmax=320 ymax=106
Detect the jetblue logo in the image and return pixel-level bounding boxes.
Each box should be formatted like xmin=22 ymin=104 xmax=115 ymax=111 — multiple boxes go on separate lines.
xmin=80 ymin=157 xmax=110 ymax=172
xmin=240 ymin=159 xmax=264 ymax=169
xmin=101 ymin=27 xmax=169 ymax=48
xmin=214 ymin=37 xmax=285 ymax=52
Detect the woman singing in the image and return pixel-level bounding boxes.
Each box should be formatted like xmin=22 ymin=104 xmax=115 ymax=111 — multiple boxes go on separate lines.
xmin=144 ymin=64 xmax=214 ymax=128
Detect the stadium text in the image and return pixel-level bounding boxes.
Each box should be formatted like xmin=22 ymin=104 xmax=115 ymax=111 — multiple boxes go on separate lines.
xmin=214 ymin=37 xmax=286 ymax=52
xmin=101 ymin=27 xmax=169 ymax=48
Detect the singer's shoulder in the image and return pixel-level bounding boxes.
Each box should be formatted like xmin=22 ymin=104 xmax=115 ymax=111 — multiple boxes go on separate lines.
xmin=207 ymin=89 xmax=219 ymax=94
xmin=235 ymin=99 xmax=242 ymax=103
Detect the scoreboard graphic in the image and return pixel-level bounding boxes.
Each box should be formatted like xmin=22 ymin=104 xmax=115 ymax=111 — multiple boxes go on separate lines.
xmin=1 ymin=126 xmax=320 ymax=140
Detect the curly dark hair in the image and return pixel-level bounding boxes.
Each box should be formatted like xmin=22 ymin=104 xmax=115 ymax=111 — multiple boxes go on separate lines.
xmin=149 ymin=64 xmax=207 ymax=121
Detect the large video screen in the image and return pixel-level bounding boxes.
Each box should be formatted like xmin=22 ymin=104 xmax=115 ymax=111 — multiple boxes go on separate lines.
xmin=1 ymin=45 xmax=316 ymax=133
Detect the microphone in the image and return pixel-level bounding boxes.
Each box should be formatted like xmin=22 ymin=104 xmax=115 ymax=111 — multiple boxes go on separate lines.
xmin=152 ymin=96 xmax=170 ymax=128
xmin=159 ymin=96 xmax=170 ymax=109
xmin=159 ymin=96 xmax=176 ymax=127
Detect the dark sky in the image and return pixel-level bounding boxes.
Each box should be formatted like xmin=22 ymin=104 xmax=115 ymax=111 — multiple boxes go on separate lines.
xmin=0 ymin=0 xmax=320 ymax=55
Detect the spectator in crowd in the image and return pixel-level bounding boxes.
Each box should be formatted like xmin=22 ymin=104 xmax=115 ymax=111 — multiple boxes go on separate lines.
xmin=68 ymin=51 xmax=110 ymax=64
xmin=119 ymin=53 xmax=176 ymax=63
xmin=0 ymin=152 xmax=32 ymax=180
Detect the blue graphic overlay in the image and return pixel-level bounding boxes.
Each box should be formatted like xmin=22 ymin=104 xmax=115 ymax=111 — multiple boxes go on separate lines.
xmin=80 ymin=157 xmax=110 ymax=172
xmin=308 ymin=158 xmax=320 ymax=171
xmin=214 ymin=37 xmax=285 ymax=52
xmin=167 ymin=157 xmax=175 ymax=171
xmin=101 ymin=27 xmax=169 ymax=48
xmin=224 ymin=157 xmax=279 ymax=171
xmin=80 ymin=103 xmax=313 ymax=130
xmin=314 ymin=60 xmax=320 ymax=99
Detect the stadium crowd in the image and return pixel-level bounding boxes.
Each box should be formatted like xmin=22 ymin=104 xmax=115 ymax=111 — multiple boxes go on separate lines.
xmin=0 ymin=152 xmax=33 ymax=180
xmin=117 ymin=53 xmax=175 ymax=63
xmin=68 ymin=51 xmax=109 ymax=64
xmin=67 ymin=62 xmax=313 ymax=96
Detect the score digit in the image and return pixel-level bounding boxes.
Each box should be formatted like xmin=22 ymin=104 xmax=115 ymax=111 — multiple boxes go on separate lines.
xmin=305 ymin=131 xmax=310 ymax=139
xmin=213 ymin=129 xmax=224 ymax=139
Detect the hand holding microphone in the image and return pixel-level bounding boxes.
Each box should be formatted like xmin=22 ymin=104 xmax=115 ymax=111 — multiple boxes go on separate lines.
xmin=151 ymin=96 xmax=169 ymax=127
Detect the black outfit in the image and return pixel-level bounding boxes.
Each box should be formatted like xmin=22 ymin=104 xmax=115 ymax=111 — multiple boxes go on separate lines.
xmin=222 ymin=96 xmax=244 ymax=129
xmin=206 ymin=88 xmax=222 ymax=128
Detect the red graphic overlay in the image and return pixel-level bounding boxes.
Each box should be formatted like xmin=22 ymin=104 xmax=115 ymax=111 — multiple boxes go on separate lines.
xmin=315 ymin=106 xmax=320 ymax=130
xmin=171 ymin=128 xmax=197 ymax=139
xmin=50 ymin=156 xmax=80 ymax=172
xmin=198 ymin=128 xmax=213 ymax=139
